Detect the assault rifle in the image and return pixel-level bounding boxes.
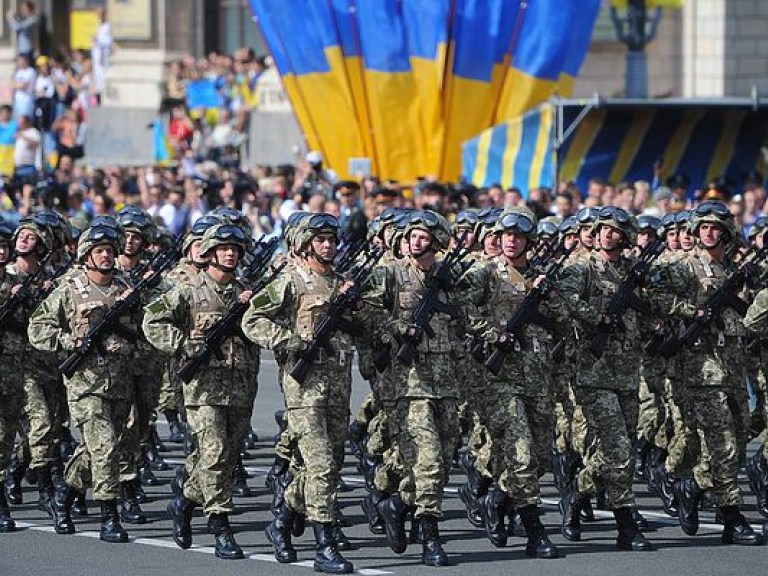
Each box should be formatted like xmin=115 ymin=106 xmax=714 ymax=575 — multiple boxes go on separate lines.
xmin=176 ymin=259 xmax=286 ymax=384
xmin=657 ymin=244 xmax=768 ymax=359
xmin=483 ymin=242 xmax=575 ymax=375
xmin=396 ymin=231 xmax=474 ymax=364
xmin=241 ymin=237 xmax=281 ymax=282
xmin=335 ymin=239 xmax=366 ymax=276
xmin=526 ymin=235 xmax=561 ymax=278
xmin=289 ymin=245 xmax=384 ymax=384
xmin=0 ymin=253 xmax=52 ymax=331
xmin=129 ymin=235 xmax=184 ymax=287
xmin=59 ymin=239 xmax=182 ymax=378
xmin=589 ymin=239 xmax=666 ymax=359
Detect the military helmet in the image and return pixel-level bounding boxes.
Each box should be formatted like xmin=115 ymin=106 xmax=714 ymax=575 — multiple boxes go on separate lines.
xmin=0 ymin=220 xmax=14 ymax=259
xmin=283 ymin=211 xmax=310 ymax=251
xmin=32 ymin=210 xmax=68 ymax=250
xmin=199 ymin=223 xmax=249 ymax=257
xmin=404 ymin=209 xmax=450 ymax=250
xmin=537 ymin=215 xmax=561 ymax=239
xmin=294 ymin=213 xmax=340 ymax=253
xmin=453 ymin=210 xmax=480 ymax=233
xmin=212 ymin=206 xmax=253 ymax=248
xmin=576 ymin=206 xmax=601 ymax=228
xmin=184 ymin=214 xmax=221 ymax=254
xmin=559 ymin=216 xmax=579 ymax=237
xmin=366 ymin=216 xmax=383 ymax=243
xmin=117 ymin=206 xmax=154 ymax=244
xmin=689 ymin=201 xmax=733 ymax=237
xmin=592 ymin=206 xmax=638 ymax=245
xmin=13 ymin=215 xmax=54 ymax=256
xmin=637 ymin=215 xmax=661 ymax=236
xmin=476 ymin=207 xmax=503 ymax=245
xmin=76 ymin=224 xmax=121 ymax=262
xmin=495 ymin=206 xmax=538 ymax=243
xmin=749 ymin=214 xmax=768 ymax=240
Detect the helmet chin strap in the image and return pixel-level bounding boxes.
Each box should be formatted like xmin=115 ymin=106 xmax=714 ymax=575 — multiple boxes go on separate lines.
xmin=85 ymin=256 xmax=114 ymax=274
xmin=309 ymin=247 xmax=334 ymax=265
xmin=209 ymin=257 xmax=237 ymax=273
xmin=191 ymin=260 xmax=208 ymax=270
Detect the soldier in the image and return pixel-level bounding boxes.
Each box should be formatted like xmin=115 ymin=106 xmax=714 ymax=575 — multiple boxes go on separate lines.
xmin=142 ymin=223 xmax=258 ymax=559
xmin=656 ymin=202 xmax=762 ymax=545
xmin=549 ymin=206 xmax=654 ymax=552
xmin=0 ymin=221 xmax=22 ymax=532
xmin=28 ymin=224 xmax=135 ymax=543
xmin=362 ymin=209 xmax=462 ymax=566
xmin=462 ymin=206 xmax=559 ymax=558
xmin=241 ymin=213 xmax=357 ymax=574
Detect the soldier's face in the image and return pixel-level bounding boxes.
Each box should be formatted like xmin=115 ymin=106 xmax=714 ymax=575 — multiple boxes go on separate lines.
xmin=408 ymin=229 xmax=433 ymax=256
xmin=89 ymin=244 xmax=115 ymax=269
xmin=190 ymin=240 xmax=205 ymax=264
xmin=124 ymin=231 xmax=144 ymax=256
xmin=579 ymin=227 xmax=595 ymax=249
xmin=679 ymin=228 xmax=696 ymax=251
xmin=483 ymin=233 xmax=501 ymax=257
xmin=598 ymin=226 xmax=623 ymax=251
xmin=214 ymin=244 xmax=240 ymax=269
xmin=563 ymin=234 xmax=579 ymax=251
xmin=0 ymin=240 xmax=9 ymax=262
xmin=698 ymin=223 xmax=723 ymax=248
xmin=666 ymin=229 xmax=680 ymax=250
xmin=311 ymin=233 xmax=337 ymax=262
xmin=15 ymin=229 xmax=38 ymax=253
xmin=501 ymin=231 xmax=527 ymax=260
xmin=637 ymin=230 xmax=656 ymax=249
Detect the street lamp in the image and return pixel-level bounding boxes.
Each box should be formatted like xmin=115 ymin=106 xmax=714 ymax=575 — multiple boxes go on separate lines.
xmin=610 ymin=0 xmax=663 ymax=98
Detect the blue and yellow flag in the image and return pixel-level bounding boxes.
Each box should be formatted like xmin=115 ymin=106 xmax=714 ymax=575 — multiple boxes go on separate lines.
xmin=0 ymin=119 xmax=16 ymax=176
xmin=250 ymin=0 xmax=600 ymax=182
xmin=151 ymin=119 xmax=174 ymax=166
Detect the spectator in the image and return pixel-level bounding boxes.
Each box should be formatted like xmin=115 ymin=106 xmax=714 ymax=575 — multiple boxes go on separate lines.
xmin=487 ymin=183 xmax=504 ymax=207
xmin=504 ymin=186 xmax=523 ymax=207
xmin=644 ymin=186 xmax=672 ymax=217
xmin=13 ymin=114 xmax=40 ymax=183
xmin=615 ymin=181 xmax=636 ymax=213
xmin=335 ymin=180 xmax=367 ymax=243
xmin=91 ymin=6 xmax=112 ymax=104
xmin=6 ymin=1 xmax=38 ymax=61
xmin=12 ymin=54 xmax=36 ymax=121
xmin=307 ymin=192 xmax=326 ymax=214
xmin=554 ymin=191 xmax=575 ymax=219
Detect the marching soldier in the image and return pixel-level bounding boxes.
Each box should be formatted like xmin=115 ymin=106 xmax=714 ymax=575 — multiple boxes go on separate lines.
xmin=142 ymin=223 xmax=258 ymax=559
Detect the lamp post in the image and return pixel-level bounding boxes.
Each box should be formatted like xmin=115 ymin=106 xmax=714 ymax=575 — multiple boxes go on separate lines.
xmin=610 ymin=0 xmax=663 ymax=98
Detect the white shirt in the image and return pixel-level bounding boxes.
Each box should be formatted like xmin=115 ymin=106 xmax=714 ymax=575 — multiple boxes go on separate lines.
xmin=14 ymin=126 xmax=40 ymax=166
xmin=35 ymin=74 xmax=55 ymax=98
xmin=14 ymin=66 xmax=36 ymax=98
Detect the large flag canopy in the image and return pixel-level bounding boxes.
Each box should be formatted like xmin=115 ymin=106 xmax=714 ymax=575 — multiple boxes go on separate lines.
xmin=463 ymin=99 xmax=768 ymax=196
xmin=249 ymin=0 xmax=600 ymax=182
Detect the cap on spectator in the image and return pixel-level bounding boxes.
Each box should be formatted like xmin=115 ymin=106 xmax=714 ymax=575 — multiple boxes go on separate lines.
xmin=374 ymin=187 xmax=399 ymax=203
xmin=333 ymin=180 xmax=360 ymax=195
xmin=652 ymin=186 xmax=672 ymax=203
xmin=36 ymin=55 xmax=49 ymax=67
xmin=306 ymin=150 xmax=323 ymax=165
xmin=702 ymin=175 xmax=733 ymax=201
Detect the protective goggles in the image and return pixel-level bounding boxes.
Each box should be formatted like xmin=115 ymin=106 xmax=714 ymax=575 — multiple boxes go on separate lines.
xmin=597 ymin=206 xmax=631 ymax=224
xmin=537 ymin=221 xmax=559 ymax=236
xmin=454 ymin=211 xmax=479 ymax=227
xmin=478 ymin=207 xmax=502 ymax=225
xmin=33 ymin=212 xmax=62 ymax=227
xmin=212 ymin=224 xmax=247 ymax=243
xmin=215 ymin=207 xmax=248 ymax=225
xmin=407 ymin=210 xmax=440 ymax=228
xmin=88 ymin=225 xmax=121 ymax=243
xmin=191 ymin=215 xmax=221 ymax=235
xmin=693 ymin=201 xmax=730 ymax=218
xmin=498 ymin=212 xmax=535 ymax=234
xmin=91 ymin=216 xmax=121 ymax=229
xmin=118 ymin=212 xmax=152 ymax=229
xmin=576 ymin=207 xmax=600 ymax=224
xmin=559 ymin=216 xmax=578 ymax=233
xmin=753 ymin=214 xmax=768 ymax=229
xmin=637 ymin=216 xmax=661 ymax=231
xmin=307 ymin=214 xmax=339 ymax=231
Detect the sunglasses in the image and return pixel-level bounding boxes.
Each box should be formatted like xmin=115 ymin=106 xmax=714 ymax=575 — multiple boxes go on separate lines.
xmin=693 ymin=201 xmax=730 ymax=217
xmin=597 ymin=206 xmax=631 ymax=224
xmin=499 ymin=212 xmax=535 ymax=234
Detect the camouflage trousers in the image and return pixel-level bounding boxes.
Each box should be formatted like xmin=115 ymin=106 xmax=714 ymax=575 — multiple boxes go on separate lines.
xmin=479 ymin=389 xmax=545 ymax=506
xmin=284 ymin=402 xmax=349 ymax=523
xmin=369 ymin=400 xmax=405 ymax=496
xmin=0 ymin=353 xmax=25 ymax=483
xmin=573 ymin=387 xmax=637 ymax=509
xmin=395 ymin=397 xmax=459 ymax=518
xmin=157 ymin=359 xmax=184 ymax=416
xmin=65 ymin=394 xmax=131 ymax=500
xmin=24 ymin=356 xmax=66 ymax=471
xmin=184 ymin=404 xmax=251 ymax=515
xmin=637 ymin=358 xmax=670 ymax=449
xmin=553 ymin=371 xmax=590 ymax=457
xmin=118 ymin=360 xmax=163 ymax=482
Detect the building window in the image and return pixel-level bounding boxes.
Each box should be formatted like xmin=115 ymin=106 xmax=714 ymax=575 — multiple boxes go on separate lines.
xmin=220 ymin=0 xmax=265 ymax=56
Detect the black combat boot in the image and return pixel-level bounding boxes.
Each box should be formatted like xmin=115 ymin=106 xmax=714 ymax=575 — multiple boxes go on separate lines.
xmin=50 ymin=457 xmax=65 ymax=489
xmin=747 ymin=449 xmax=768 ymax=518
xmin=347 ymin=419 xmax=367 ymax=461
xmin=119 ymin=481 xmax=147 ymax=524
xmin=52 ymin=483 xmax=76 ymax=534
xmin=245 ymin=426 xmax=258 ymax=450
xmin=163 ymin=409 xmax=185 ymax=444
xmin=376 ymin=492 xmax=408 ymax=554
xmin=167 ymin=495 xmax=196 ymax=549
xmin=420 ymin=514 xmax=449 ymax=567
xmin=133 ymin=476 xmax=148 ymax=503
xmin=271 ymin=470 xmax=293 ymax=516
xmin=59 ymin=426 xmax=79 ymax=462
xmin=458 ymin=473 xmax=490 ymax=528
xmin=634 ymin=437 xmax=652 ymax=482
xmin=518 ymin=504 xmax=559 ymax=558
xmin=334 ymin=501 xmax=351 ymax=528
xmin=409 ymin=514 xmax=424 ymax=544
xmin=98 ymin=499 xmax=129 ymax=543
xmin=613 ymin=508 xmax=654 ymax=552
xmin=507 ymin=505 xmax=526 ymax=537
xmin=648 ymin=461 xmax=678 ymax=517
xmin=0 ymin=482 xmax=16 ymax=532
xmin=560 ymin=487 xmax=585 ymax=541
xmin=207 ymin=513 xmax=244 ymax=559
xmin=614 ymin=507 xmax=654 ymax=551
xmin=138 ymin=458 xmax=161 ymax=486
xmin=580 ymin=495 xmax=596 ymax=521
xmin=265 ymin=455 xmax=289 ymax=494
xmin=70 ymin=490 xmax=88 ymax=517
xmin=36 ymin=465 xmax=54 ymax=516
xmin=673 ymin=476 xmax=702 ymax=536
xmin=146 ymin=431 xmax=169 ymax=471
xmin=362 ymin=492 xmax=386 ymax=534
xmin=5 ymin=452 xmax=26 ymax=505
xmin=232 ymin=458 xmax=252 ymax=497
xmin=479 ymin=486 xmax=508 ymax=547
xmin=632 ymin=507 xmax=650 ymax=531
xmin=595 ymin=490 xmax=609 ymax=510
xmin=171 ymin=466 xmax=187 ymax=497
xmin=265 ymin=504 xmax=297 ymax=563
xmin=313 ymin=522 xmax=353 ymax=573
xmin=183 ymin=425 xmax=196 ymax=456
xmin=332 ymin=522 xmax=356 ymax=551
xmin=274 ymin=410 xmax=288 ymax=443
xmin=720 ymin=506 xmax=764 ymax=546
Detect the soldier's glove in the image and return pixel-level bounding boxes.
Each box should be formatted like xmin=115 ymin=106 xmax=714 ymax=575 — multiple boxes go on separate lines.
xmin=494 ymin=332 xmax=515 ymax=352
xmin=598 ymin=314 xmax=620 ymax=333
xmin=402 ymin=324 xmax=423 ymax=343
xmin=694 ymin=307 xmax=713 ymax=325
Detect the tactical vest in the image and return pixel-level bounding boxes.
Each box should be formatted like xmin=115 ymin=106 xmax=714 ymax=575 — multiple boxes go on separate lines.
xmin=68 ymin=271 xmax=135 ymax=355
xmin=290 ymin=265 xmax=353 ymax=357
xmin=188 ymin=273 xmax=250 ymax=368
xmin=393 ymin=260 xmax=452 ymax=354
xmin=586 ymin=254 xmax=637 ymax=345
xmin=490 ymin=257 xmax=549 ymax=349
xmin=690 ymin=252 xmax=744 ymax=339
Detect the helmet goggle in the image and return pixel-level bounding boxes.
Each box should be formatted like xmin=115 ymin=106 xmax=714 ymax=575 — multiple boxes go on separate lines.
xmin=91 ymin=216 xmax=121 ymax=229
xmin=478 ymin=207 xmax=502 ymax=225
xmin=455 ymin=211 xmax=479 ymax=228
xmin=88 ymin=225 xmax=121 ymax=244
xmin=577 ymin=207 xmax=601 ymax=224
xmin=214 ymin=207 xmax=247 ymax=225
xmin=191 ymin=215 xmax=221 ymax=235
xmin=118 ymin=211 xmax=153 ymax=229
xmin=693 ymin=201 xmax=730 ymax=218
xmin=498 ymin=212 xmax=535 ymax=234
xmin=597 ymin=206 xmax=631 ymax=225
xmin=637 ymin=216 xmax=661 ymax=231
xmin=407 ymin=210 xmax=440 ymax=229
xmin=307 ymin=214 xmax=339 ymax=232
xmin=537 ymin=221 xmax=559 ymax=237
xmin=211 ymin=224 xmax=247 ymax=244
xmin=33 ymin=212 xmax=62 ymax=227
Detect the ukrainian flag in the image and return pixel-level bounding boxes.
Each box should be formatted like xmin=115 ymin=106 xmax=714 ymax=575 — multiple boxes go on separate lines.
xmin=250 ymin=0 xmax=599 ymax=183
xmin=0 ymin=118 xmax=16 ymax=176
xmin=151 ymin=118 xmax=174 ymax=166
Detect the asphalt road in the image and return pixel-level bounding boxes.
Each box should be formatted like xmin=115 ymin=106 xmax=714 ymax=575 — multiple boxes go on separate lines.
xmin=2 ymin=354 xmax=767 ymax=576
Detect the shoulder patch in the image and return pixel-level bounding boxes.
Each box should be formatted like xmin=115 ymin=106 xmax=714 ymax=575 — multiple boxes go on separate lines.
xmin=146 ymin=298 xmax=167 ymax=315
